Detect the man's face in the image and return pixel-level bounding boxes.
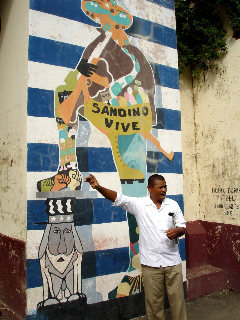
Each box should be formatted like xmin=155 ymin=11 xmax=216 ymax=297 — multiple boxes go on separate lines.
xmin=147 ymin=180 xmax=167 ymax=203
xmin=48 ymin=223 xmax=74 ymax=256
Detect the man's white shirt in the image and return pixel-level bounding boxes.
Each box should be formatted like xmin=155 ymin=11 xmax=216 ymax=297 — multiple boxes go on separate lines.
xmin=113 ymin=194 xmax=186 ymax=268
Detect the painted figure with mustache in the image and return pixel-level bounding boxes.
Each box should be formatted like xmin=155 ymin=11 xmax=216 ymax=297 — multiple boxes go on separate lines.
xmin=37 ymin=198 xmax=85 ymax=307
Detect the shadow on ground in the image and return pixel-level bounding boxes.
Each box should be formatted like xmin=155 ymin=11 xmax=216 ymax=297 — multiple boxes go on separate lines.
xmin=133 ymin=289 xmax=240 ymax=320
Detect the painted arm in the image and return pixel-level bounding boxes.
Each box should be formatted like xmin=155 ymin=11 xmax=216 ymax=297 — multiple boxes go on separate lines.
xmin=85 ymin=174 xmax=117 ymax=202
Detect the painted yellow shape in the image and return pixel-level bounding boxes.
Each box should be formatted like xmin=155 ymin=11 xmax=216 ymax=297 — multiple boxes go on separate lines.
xmin=55 ymin=70 xmax=79 ymax=116
xmin=83 ymin=99 xmax=152 ymax=135
xmin=118 ymin=96 xmax=128 ymax=107
xmin=83 ymin=99 xmax=153 ymax=181
xmin=116 ymin=282 xmax=131 ymax=296
xmin=132 ymin=254 xmax=141 ymax=270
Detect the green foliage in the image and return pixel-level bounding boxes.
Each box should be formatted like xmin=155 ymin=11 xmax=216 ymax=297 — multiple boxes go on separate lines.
xmin=175 ymin=0 xmax=240 ymax=77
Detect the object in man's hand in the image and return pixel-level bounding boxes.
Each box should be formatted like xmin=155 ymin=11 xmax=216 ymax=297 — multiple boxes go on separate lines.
xmin=168 ymin=212 xmax=179 ymax=244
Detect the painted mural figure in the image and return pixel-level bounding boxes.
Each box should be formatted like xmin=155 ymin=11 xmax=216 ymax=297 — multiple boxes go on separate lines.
xmin=37 ymin=198 xmax=86 ymax=307
xmin=37 ymin=0 xmax=174 ymax=193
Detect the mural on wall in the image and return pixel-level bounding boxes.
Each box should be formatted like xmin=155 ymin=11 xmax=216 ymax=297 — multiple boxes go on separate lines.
xmin=37 ymin=0 xmax=174 ymax=194
xmin=27 ymin=0 xmax=185 ymax=317
xmin=35 ymin=0 xmax=175 ymax=304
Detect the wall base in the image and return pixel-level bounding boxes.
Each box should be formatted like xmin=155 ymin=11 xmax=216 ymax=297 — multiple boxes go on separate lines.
xmin=31 ymin=292 xmax=146 ymax=320
xmin=186 ymin=220 xmax=240 ymax=300
xmin=0 ymin=233 xmax=26 ymax=319
xmin=187 ymin=264 xmax=225 ymax=301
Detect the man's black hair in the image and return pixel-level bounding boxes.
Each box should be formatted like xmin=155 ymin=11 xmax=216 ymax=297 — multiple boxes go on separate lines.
xmin=148 ymin=174 xmax=165 ymax=187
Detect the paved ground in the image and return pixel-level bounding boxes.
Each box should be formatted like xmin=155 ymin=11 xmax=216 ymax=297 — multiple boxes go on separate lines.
xmin=133 ymin=289 xmax=240 ymax=320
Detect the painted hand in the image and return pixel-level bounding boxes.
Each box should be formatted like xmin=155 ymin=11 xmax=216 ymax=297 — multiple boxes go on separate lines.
xmin=51 ymin=174 xmax=71 ymax=191
xmin=77 ymin=58 xmax=98 ymax=77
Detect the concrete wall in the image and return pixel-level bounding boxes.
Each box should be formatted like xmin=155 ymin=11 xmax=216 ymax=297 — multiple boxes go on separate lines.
xmin=193 ymin=38 xmax=240 ymax=226
xmin=181 ymin=22 xmax=240 ymax=226
xmin=180 ymin=70 xmax=199 ymax=222
xmin=180 ymin=18 xmax=240 ymax=292
xmin=0 ymin=0 xmax=28 ymax=240
xmin=0 ymin=0 xmax=29 ymax=318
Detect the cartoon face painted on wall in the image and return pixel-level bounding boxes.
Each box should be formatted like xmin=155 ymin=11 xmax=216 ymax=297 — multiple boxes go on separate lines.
xmin=48 ymin=223 xmax=75 ymax=256
xmin=38 ymin=199 xmax=85 ymax=307
xmin=82 ymin=0 xmax=133 ymax=46
xmin=46 ymin=223 xmax=76 ymax=276
xmin=82 ymin=0 xmax=132 ymax=28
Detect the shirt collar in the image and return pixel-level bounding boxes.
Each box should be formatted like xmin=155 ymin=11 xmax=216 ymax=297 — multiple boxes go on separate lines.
xmin=145 ymin=196 xmax=169 ymax=206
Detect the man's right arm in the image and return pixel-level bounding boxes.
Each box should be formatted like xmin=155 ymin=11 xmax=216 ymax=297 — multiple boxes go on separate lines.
xmin=85 ymin=174 xmax=117 ymax=202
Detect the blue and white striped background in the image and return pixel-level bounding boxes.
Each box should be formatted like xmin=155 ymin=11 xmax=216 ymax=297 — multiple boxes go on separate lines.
xmin=26 ymin=0 xmax=185 ymax=316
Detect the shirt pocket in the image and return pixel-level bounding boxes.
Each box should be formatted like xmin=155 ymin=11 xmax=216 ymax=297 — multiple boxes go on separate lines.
xmin=166 ymin=215 xmax=174 ymax=229
xmin=140 ymin=209 xmax=156 ymax=229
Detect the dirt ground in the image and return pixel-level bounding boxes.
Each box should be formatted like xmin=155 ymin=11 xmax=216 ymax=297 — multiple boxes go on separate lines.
xmin=133 ymin=289 xmax=240 ymax=320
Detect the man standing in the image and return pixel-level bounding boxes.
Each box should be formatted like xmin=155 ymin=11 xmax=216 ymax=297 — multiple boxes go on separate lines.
xmin=85 ymin=173 xmax=187 ymax=320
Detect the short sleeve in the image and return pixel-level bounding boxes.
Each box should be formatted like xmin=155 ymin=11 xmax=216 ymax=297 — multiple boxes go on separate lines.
xmin=174 ymin=203 xmax=186 ymax=228
xmin=112 ymin=193 xmax=139 ymax=216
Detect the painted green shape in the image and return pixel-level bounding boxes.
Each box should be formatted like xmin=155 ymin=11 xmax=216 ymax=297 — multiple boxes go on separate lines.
xmin=38 ymin=177 xmax=54 ymax=192
xmin=127 ymin=212 xmax=139 ymax=244
xmin=118 ymin=134 xmax=135 ymax=155
xmin=123 ymin=181 xmax=147 ymax=198
xmin=59 ymin=129 xmax=68 ymax=140
xmin=111 ymin=98 xmax=119 ymax=106
xmin=128 ymin=242 xmax=139 ymax=272
xmin=120 ymin=133 xmax=147 ymax=175
xmin=120 ymin=133 xmax=147 ymax=272
xmin=109 ymin=11 xmax=131 ymax=26
xmin=122 ymin=180 xmax=146 ymax=272
xmin=136 ymin=94 xmax=143 ymax=104
xmin=102 ymin=23 xmax=110 ymax=31
xmin=125 ymin=75 xmax=134 ymax=84
xmin=85 ymin=2 xmax=109 ymax=15
xmin=121 ymin=136 xmax=147 ymax=268
xmin=111 ymin=82 xmax=125 ymax=96
xmin=110 ymin=0 xmax=117 ymax=6
xmin=133 ymin=242 xmax=139 ymax=253
xmin=105 ymin=24 xmax=112 ymax=32
xmin=60 ymin=147 xmax=75 ymax=157
xmin=55 ymin=69 xmax=79 ymax=112
xmin=108 ymin=286 xmax=118 ymax=299
xmin=135 ymin=60 xmax=140 ymax=72
xmin=108 ymin=275 xmax=130 ymax=299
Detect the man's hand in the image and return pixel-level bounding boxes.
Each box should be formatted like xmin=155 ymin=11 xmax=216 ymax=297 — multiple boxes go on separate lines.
xmin=85 ymin=173 xmax=117 ymax=202
xmin=165 ymin=227 xmax=185 ymax=240
xmin=85 ymin=174 xmax=99 ymax=189
xmin=165 ymin=228 xmax=178 ymax=240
